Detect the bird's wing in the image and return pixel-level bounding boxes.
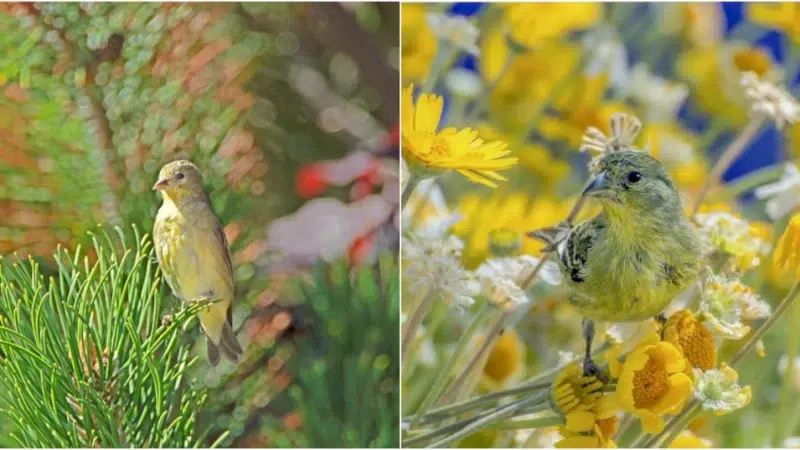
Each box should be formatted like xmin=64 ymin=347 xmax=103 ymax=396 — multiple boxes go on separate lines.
xmin=153 ymin=217 xmax=183 ymax=300
xmin=212 ymin=216 xmax=236 ymax=326
xmin=560 ymin=220 xmax=600 ymax=284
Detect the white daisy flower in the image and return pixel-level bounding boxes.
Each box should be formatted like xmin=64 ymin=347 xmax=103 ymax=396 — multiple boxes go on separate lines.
xmin=625 ymin=63 xmax=689 ymax=123
xmin=754 ymin=163 xmax=800 ymax=220
xmin=699 ymin=274 xmax=771 ymax=340
xmin=741 ymin=71 xmax=800 ymax=129
xmin=403 ymin=234 xmax=477 ymax=308
xmin=475 ymin=255 xmax=561 ymax=311
xmin=425 ymin=13 xmax=479 ymax=56
xmin=694 ymin=364 xmax=752 ymax=415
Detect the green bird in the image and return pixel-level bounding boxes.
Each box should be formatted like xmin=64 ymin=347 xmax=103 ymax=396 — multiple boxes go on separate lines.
xmin=153 ymin=160 xmax=244 ymax=366
xmin=531 ymin=151 xmax=702 ymax=377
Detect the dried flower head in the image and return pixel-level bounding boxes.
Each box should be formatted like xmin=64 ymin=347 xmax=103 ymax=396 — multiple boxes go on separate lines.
xmin=580 ymin=113 xmax=645 ymax=173
xmin=741 ymin=71 xmax=800 ymax=129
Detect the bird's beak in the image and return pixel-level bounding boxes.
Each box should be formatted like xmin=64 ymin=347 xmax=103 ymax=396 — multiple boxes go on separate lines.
xmin=153 ymin=178 xmax=169 ymax=191
xmin=581 ymin=172 xmax=613 ymax=198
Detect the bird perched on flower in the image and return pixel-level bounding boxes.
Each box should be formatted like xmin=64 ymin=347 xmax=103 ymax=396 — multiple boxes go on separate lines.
xmin=153 ymin=160 xmax=243 ymax=366
xmin=531 ymin=149 xmax=702 ymax=377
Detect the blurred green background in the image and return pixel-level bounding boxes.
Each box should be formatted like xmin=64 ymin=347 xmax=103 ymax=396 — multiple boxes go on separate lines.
xmin=0 ymin=2 xmax=399 ymax=447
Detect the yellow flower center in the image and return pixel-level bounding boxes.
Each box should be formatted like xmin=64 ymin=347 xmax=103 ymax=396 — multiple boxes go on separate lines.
xmin=733 ymin=48 xmax=771 ymax=76
xmin=429 ymin=137 xmax=451 ymax=157
xmin=664 ymin=311 xmax=717 ymax=371
xmin=633 ymin=358 xmax=669 ymax=408
xmin=483 ymin=331 xmax=523 ymax=384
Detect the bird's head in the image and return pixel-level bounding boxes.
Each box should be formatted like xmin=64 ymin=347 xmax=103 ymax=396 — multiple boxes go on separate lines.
xmin=153 ymin=160 xmax=206 ymax=202
xmin=582 ymin=151 xmax=681 ymax=217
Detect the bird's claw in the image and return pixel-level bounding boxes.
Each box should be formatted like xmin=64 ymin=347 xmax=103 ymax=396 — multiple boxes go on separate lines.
xmin=583 ymin=357 xmax=607 ymax=383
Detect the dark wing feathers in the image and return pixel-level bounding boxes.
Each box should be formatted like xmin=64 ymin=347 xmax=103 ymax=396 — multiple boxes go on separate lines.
xmin=530 ymin=220 xmax=599 ymax=284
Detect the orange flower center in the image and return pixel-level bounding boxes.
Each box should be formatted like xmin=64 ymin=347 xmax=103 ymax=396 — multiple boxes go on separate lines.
xmin=429 ymin=137 xmax=451 ymax=157
xmin=733 ymin=49 xmax=771 ymax=76
xmin=633 ymin=358 xmax=669 ymax=408
xmin=664 ymin=311 xmax=717 ymax=371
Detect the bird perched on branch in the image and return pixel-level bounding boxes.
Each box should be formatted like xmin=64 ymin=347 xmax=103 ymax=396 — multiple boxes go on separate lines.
xmin=153 ymin=160 xmax=243 ymax=366
xmin=530 ymin=115 xmax=702 ymax=377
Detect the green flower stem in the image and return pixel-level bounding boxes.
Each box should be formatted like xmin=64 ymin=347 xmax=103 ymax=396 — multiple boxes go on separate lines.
xmin=771 ymin=298 xmax=800 ymax=446
xmin=410 ymin=379 xmax=551 ymax=426
xmin=716 ymin=163 xmax=785 ymax=200
xmin=690 ymin=115 xmax=768 ymax=217
xmin=405 ymin=301 xmax=452 ymax=377
xmin=410 ymin=302 xmax=492 ymax=428
xmin=730 ymin=280 xmax=800 ymax=367
xmin=485 ymin=413 xmax=563 ymax=431
xmin=464 ymin=49 xmax=520 ymax=123
xmin=439 ymin=310 xmax=509 ymax=404
xmin=421 ymin=41 xmax=460 ymax=94
xmin=410 ymin=341 xmax=611 ymax=426
xmin=402 ymin=392 xmax=547 ymax=447
xmin=428 ymin=392 xmax=549 ymax=448
xmin=402 ymin=172 xmax=422 ymax=211
xmin=402 ymin=287 xmax=435 ymax=364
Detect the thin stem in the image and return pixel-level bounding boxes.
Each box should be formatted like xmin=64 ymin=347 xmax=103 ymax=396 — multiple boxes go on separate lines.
xmin=690 ymin=116 xmax=767 ymax=217
xmin=410 ymin=302 xmax=492 ymax=428
xmin=402 ymin=392 xmax=546 ymax=447
xmin=771 ymin=299 xmax=800 ymax=446
xmin=427 ymin=393 xmax=549 ymax=448
xmin=716 ymin=164 xmax=784 ymax=200
xmin=412 ymin=340 xmax=611 ymax=425
xmin=731 ymin=280 xmax=800 ymax=367
xmin=402 ymin=288 xmax=435 ymax=364
xmin=402 ymin=172 xmax=422 ymax=211
xmin=409 ymin=380 xmax=550 ymax=426
xmin=421 ymin=41 xmax=459 ymax=94
xmin=484 ymin=414 xmax=564 ymax=431
xmin=439 ymin=310 xmax=509 ymax=404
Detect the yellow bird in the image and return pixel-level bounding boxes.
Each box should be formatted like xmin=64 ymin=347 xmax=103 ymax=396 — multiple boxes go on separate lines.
xmin=152 ymin=160 xmax=243 ymax=366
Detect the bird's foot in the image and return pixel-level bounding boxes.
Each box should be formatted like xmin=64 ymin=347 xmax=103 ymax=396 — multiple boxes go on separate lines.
xmin=160 ymin=313 xmax=174 ymax=327
xmin=583 ymin=357 xmax=607 ymax=383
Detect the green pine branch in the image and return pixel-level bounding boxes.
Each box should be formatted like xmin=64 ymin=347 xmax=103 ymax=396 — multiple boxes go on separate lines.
xmin=0 ymin=225 xmax=216 ymax=447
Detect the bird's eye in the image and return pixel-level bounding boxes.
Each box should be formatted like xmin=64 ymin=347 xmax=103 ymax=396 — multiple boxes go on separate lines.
xmin=176 ymin=173 xmax=185 ymax=180
xmin=627 ymin=171 xmax=642 ymax=183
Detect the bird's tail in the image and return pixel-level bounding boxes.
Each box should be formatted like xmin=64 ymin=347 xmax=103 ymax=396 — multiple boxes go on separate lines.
xmin=206 ymin=323 xmax=243 ymax=366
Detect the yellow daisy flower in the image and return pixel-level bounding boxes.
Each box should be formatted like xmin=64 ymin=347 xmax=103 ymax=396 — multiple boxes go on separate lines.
xmin=551 ymin=362 xmax=605 ymax=415
xmin=452 ymin=192 xmax=574 ymax=268
xmin=774 ymin=213 xmax=800 ymax=275
xmin=478 ymin=125 xmax=570 ymax=189
xmin=505 ymin=3 xmax=602 ymax=51
xmin=616 ymin=333 xmax=694 ymax=434
xmin=479 ymin=328 xmax=526 ymax=391
xmin=747 ymin=3 xmax=800 ymax=44
xmin=402 ymin=85 xmax=517 ymax=187
xmin=401 ymin=5 xmax=437 ymax=83
xmin=662 ymin=310 xmax=717 ymax=371
xmin=669 ymin=431 xmax=712 ymax=448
